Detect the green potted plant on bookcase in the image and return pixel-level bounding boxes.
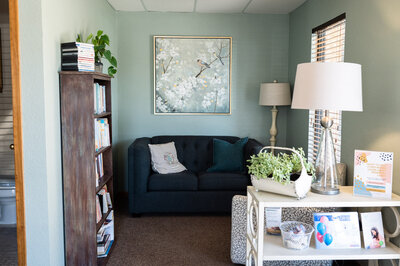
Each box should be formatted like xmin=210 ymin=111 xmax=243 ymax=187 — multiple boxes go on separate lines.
xmin=77 ymin=30 xmax=117 ymax=77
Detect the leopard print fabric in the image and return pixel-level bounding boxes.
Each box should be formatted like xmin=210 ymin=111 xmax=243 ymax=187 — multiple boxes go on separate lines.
xmin=231 ymin=195 xmax=333 ymax=266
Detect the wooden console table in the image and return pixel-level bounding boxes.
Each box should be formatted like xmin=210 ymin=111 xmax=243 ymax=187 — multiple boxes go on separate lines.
xmin=246 ymin=186 xmax=400 ymax=266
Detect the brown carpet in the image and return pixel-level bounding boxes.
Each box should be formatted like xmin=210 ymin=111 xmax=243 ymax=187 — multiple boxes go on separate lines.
xmin=107 ymin=209 xmax=234 ymax=266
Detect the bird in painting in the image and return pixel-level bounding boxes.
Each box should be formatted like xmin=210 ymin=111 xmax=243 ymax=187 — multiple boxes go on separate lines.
xmin=197 ymin=59 xmax=210 ymax=68
xmin=213 ymin=52 xmax=224 ymax=65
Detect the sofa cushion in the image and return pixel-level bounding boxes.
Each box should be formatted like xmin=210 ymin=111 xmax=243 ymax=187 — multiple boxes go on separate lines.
xmin=148 ymin=170 xmax=198 ymax=191
xmin=148 ymin=141 xmax=187 ymax=174
xmin=151 ymin=136 xmax=240 ymax=173
xmin=207 ymin=137 xmax=248 ymax=172
xmin=198 ymin=172 xmax=250 ymax=191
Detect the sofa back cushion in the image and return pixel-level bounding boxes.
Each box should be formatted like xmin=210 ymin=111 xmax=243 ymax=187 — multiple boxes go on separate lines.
xmin=151 ymin=136 xmax=240 ymax=173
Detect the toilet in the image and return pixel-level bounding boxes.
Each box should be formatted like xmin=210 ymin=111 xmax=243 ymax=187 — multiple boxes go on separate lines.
xmin=0 ymin=178 xmax=16 ymax=225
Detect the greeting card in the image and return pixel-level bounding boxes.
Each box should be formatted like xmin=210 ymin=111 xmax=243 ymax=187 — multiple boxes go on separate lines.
xmin=353 ymin=150 xmax=393 ymax=199
xmin=314 ymin=212 xmax=361 ymax=249
xmin=361 ymin=212 xmax=385 ymax=249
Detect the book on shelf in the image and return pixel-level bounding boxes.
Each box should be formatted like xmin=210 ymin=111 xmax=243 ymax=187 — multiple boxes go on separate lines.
xmin=97 ymin=211 xmax=114 ymax=258
xmin=97 ymin=188 xmax=108 ymax=214
xmin=96 ymin=195 xmax=102 ymax=223
xmin=97 ymin=227 xmax=106 ymax=243
xmin=95 ymin=118 xmax=110 ymax=151
xmin=97 ymin=240 xmax=113 ymax=258
xmin=104 ymin=210 xmax=114 ymax=239
xmin=106 ymin=192 xmax=112 ymax=209
xmin=94 ymin=83 xmax=107 ymax=114
xmin=95 ymin=153 xmax=104 ymax=187
xmin=61 ymin=42 xmax=94 ymax=72
xmin=97 ymin=234 xmax=111 ymax=255
xmin=95 ymin=157 xmax=99 ymax=187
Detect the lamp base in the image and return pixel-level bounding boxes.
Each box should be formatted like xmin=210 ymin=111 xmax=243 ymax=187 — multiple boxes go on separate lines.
xmin=312 ymin=115 xmax=340 ymax=196
xmin=311 ymin=185 xmax=340 ymax=195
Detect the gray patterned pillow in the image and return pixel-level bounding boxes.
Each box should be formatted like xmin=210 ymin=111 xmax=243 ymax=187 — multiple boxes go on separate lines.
xmin=148 ymin=142 xmax=186 ymax=174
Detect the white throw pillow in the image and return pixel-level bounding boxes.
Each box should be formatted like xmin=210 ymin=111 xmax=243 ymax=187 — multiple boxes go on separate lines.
xmin=148 ymin=142 xmax=187 ymax=174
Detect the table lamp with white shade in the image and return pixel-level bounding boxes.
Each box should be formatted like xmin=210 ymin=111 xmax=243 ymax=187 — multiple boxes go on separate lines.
xmin=259 ymin=81 xmax=291 ymax=148
xmin=292 ymin=62 xmax=362 ymax=195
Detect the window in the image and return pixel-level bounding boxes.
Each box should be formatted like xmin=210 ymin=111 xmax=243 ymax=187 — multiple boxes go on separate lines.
xmin=308 ymin=13 xmax=346 ymax=164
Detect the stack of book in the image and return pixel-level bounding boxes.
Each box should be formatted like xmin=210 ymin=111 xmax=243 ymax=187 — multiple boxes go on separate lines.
xmin=94 ymin=83 xmax=107 ymax=114
xmin=97 ymin=211 xmax=114 ymax=258
xmin=94 ymin=118 xmax=110 ymax=151
xmin=61 ymin=42 xmax=94 ymax=72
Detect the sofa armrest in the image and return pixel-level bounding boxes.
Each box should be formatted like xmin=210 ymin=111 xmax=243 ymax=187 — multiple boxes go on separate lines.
xmin=128 ymin=137 xmax=151 ymax=212
xmin=244 ymin=138 xmax=263 ymax=168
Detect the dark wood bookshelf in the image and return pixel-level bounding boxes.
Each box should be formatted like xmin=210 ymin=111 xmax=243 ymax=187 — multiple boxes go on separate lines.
xmin=60 ymin=71 xmax=115 ymax=266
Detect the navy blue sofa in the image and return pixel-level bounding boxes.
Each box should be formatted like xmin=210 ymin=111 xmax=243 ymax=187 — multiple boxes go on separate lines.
xmin=128 ymin=135 xmax=263 ymax=214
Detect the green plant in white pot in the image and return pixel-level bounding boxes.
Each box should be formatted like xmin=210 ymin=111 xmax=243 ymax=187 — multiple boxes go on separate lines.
xmin=247 ymin=147 xmax=315 ymax=198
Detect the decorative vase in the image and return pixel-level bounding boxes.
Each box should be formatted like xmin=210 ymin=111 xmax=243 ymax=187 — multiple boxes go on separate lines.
xmin=95 ymin=62 xmax=103 ymax=73
xmin=250 ymin=146 xmax=313 ymax=199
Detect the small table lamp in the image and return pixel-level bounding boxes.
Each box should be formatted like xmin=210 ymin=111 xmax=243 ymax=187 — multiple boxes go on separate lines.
xmin=292 ymin=62 xmax=362 ymax=195
xmin=259 ymin=81 xmax=291 ymax=147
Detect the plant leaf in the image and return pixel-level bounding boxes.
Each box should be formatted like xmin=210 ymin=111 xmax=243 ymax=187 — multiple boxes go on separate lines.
xmin=100 ymin=34 xmax=110 ymax=46
xmin=110 ymin=56 xmax=117 ymax=67
xmin=85 ymin=33 xmax=93 ymax=43
xmin=76 ymin=34 xmax=82 ymax=42
xmin=104 ymin=50 xmax=112 ymax=61
xmin=108 ymin=66 xmax=116 ymax=77
xmin=97 ymin=30 xmax=103 ymax=37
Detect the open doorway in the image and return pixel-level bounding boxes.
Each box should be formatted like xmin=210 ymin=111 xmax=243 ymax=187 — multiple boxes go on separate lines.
xmin=0 ymin=0 xmax=26 ymax=265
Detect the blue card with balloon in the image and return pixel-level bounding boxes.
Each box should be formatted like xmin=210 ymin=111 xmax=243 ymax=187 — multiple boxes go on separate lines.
xmin=313 ymin=212 xmax=361 ymax=249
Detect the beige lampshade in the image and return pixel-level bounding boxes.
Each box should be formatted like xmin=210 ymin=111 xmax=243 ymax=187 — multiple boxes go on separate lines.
xmin=259 ymin=82 xmax=291 ymax=106
xmin=291 ymin=62 xmax=363 ymax=111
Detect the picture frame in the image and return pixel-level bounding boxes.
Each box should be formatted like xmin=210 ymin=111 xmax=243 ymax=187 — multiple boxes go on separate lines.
xmin=361 ymin=212 xmax=386 ymax=249
xmin=153 ymin=36 xmax=232 ymax=115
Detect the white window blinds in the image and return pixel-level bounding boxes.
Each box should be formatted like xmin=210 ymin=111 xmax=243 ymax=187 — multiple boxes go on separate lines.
xmin=308 ymin=14 xmax=346 ymax=164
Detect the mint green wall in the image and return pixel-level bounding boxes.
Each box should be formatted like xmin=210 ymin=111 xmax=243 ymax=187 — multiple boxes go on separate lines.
xmin=288 ymin=0 xmax=400 ymax=193
xmin=287 ymin=0 xmax=400 ymax=255
xmin=116 ymin=12 xmax=289 ymax=191
xmin=19 ymin=0 xmax=117 ymax=264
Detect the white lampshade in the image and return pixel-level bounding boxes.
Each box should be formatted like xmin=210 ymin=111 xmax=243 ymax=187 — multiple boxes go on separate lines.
xmin=291 ymin=62 xmax=363 ymax=111
xmin=259 ymin=82 xmax=291 ymax=106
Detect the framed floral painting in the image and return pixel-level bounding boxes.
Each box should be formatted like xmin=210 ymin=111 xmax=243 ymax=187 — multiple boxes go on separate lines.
xmin=154 ymin=36 xmax=232 ymax=114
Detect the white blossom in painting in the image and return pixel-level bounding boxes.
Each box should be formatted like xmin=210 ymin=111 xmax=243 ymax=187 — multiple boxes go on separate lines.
xmin=154 ymin=37 xmax=231 ymax=114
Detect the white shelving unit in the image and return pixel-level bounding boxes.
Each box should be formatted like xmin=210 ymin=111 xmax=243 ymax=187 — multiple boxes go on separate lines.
xmin=246 ymin=186 xmax=400 ymax=266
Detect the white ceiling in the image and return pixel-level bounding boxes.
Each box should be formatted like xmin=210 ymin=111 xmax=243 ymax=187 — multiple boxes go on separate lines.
xmin=107 ymin=0 xmax=307 ymax=14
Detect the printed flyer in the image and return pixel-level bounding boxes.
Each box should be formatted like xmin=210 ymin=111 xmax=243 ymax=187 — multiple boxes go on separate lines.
xmin=314 ymin=212 xmax=361 ymax=249
xmin=353 ymin=150 xmax=393 ymax=199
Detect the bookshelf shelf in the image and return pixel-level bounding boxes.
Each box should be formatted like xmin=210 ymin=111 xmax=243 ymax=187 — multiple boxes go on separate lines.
xmin=94 ymin=112 xmax=112 ymax=118
xmin=60 ymin=71 xmax=115 ymax=266
xmin=96 ymin=174 xmax=113 ymax=194
xmin=95 ymin=145 xmax=112 ymax=157
xmin=96 ymin=208 xmax=113 ymax=232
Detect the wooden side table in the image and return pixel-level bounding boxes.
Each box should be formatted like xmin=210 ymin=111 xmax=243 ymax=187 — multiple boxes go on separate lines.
xmin=246 ymin=186 xmax=400 ymax=266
